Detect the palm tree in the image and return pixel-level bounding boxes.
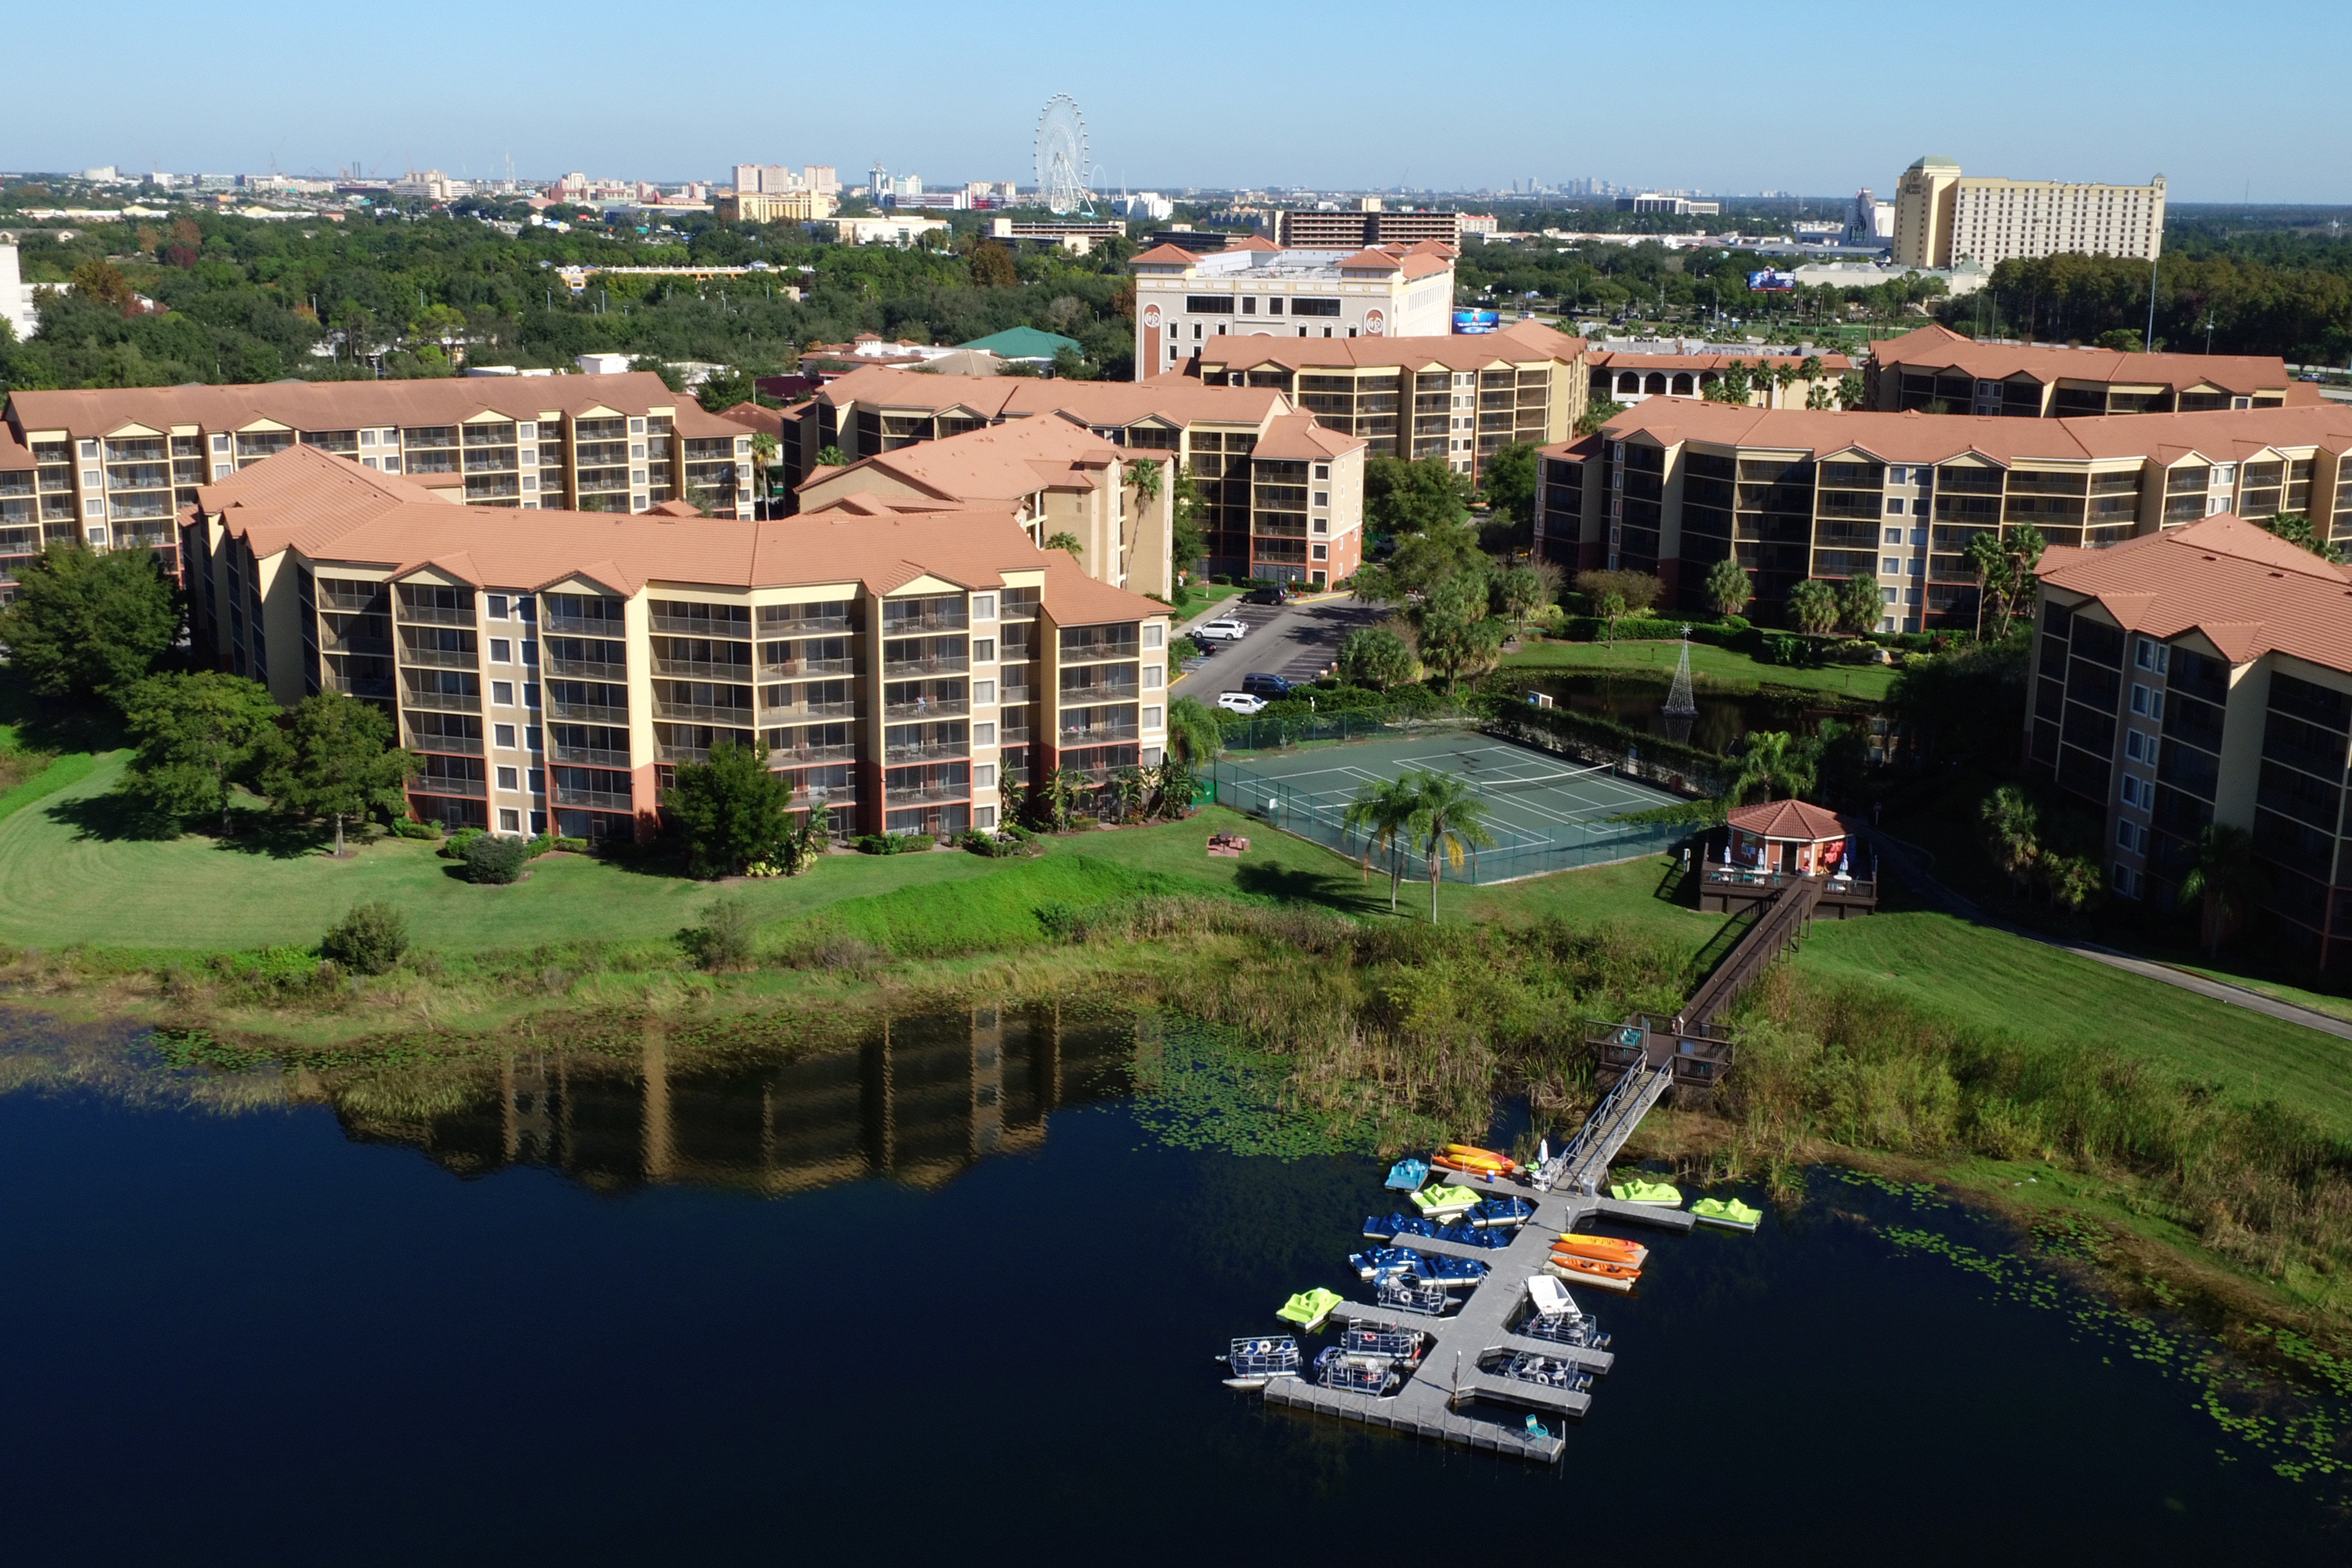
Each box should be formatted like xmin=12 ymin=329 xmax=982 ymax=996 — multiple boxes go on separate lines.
xmin=1165 ymin=695 xmax=1222 ymax=766
xmin=2177 ymin=823 xmax=2264 ymax=961
xmin=747 ymin=430 xmax=779 ymax=514
xmin=1044 ymin=531 xmax=1085 ymax=564
xmin=1977 ymin=784 xmax=2040 ymax=897
xmin=1409 ymin=771 xmax=1498 ymax=924
xmin=1730 ymin=731 xmax=1814 ymax=805
xmin=1342 ymin=773 xmax=1423 ymax=909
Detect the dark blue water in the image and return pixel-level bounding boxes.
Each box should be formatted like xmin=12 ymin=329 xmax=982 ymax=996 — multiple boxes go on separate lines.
xmin=1 ymin=1012 xmax=2345 ymax=1564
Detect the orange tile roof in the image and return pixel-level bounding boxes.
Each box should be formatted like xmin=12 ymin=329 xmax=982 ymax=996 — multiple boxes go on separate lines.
xmin=1556 ymin=399 xmax=2352 ymax=467
xmin=815 ymin=364 xmax=1289 ymax=427
xmin=1251 ymin=412 xmax=1366 ymax=461
xmin=796 ymin=414 xmax=1121 ymax=506
xmin=1198 ymin=320 xmax=1586 ymax=375
xmin=203 ymin=446 xmax=1165 ymax=623
xmin=2038 ymin=514 xmax=2352 ymax=672
xmin=713 ymin=400 xmax=784 ymax=437
xmin=0 ymin=426 xmax=34 ymax=472
xmin=5 ymin=372 xmax=691 ymax=440
xmin=1333 ymin=249 xmax=1404 ymax=272
xmin=1868 ymin=324 xmax=2289 ymax=395
xmin=1589 ymin=350 xmax=1854 ymax=372
xmin=1726 ymin=798 xmax=1847 ymax=841
xmin=1131 ymin=243 xmax=1202 ymax=266
xmin=1226 ymin=235 xmax=1283 ymax=253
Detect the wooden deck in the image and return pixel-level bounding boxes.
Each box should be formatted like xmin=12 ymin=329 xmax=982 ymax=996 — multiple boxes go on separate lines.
xmin=1698 ymin=860 xmax=1876 ymax=917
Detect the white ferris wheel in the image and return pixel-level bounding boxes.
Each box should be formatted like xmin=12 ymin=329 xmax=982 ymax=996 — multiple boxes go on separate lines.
xmin=1033 ymin=95 xmax=1091 ymax=215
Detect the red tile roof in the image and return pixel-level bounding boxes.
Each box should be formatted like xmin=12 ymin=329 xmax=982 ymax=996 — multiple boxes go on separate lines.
xmin=1251 ymin=412 xmax=1366 ymax=461
xmin=5 ymin=372 xmax=701 ymax=440
xmin=1726 ymin=798 xmax=1846 ymax=841
xmin=2037 ymin=513 xmax=2352 ymax=672
xmin=1198 ymin=320 xmax=1586 ymax=375
xmin=1131 ymin=243 xmax=1202 ymax=266
xmin=796 ymin=414 xmax=1121 ymax=507
xmin=1868 ymin=324 xmax=2291 ymax=396
xmin=815 ymin=364 xmax=1289 ymax=427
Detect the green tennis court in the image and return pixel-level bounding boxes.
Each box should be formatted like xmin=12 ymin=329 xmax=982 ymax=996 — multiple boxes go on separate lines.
xmin=1213 ymin=733 xmax=1682 ymax=856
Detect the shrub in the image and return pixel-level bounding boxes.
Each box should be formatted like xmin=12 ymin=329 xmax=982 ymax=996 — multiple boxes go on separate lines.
xmin=320 ymin=901 xmax=410 ymax=975
xmin=678 ymin=895 xmax=757 ymax=971
xmin=856 ymin=832 xmax=934 ymax=855
xmin=554 ymin=835 xmax=590 ymax=852
xmin=523 ymin=833 xmax=558 ymax=858
xmin=462 ymin=833 xmax=530 ymax=885
xmin=437 ymin=825 xmax=485 ymax=860
xmin=390 ymin=817 xmax=443 ymax=841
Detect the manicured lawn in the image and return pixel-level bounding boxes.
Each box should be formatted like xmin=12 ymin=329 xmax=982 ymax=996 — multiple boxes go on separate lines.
xmin=1501 ymin=637 xmax=1896 ymax=703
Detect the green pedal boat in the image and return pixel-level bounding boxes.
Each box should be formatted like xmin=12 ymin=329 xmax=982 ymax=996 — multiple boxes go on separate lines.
xmin=1690 ymin=1196 xmax=1762 ymax=1232
xmin=1609 ymin=1178 xmax=1683 ymax=1206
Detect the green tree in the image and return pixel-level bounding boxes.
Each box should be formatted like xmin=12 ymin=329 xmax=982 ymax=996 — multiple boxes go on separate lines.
xmin=2177 ymin=822 xmax=2264 ymax=960
xmin=69 ymin=258 xmax=136 ymax=314
xmin=1044 ymin=530 xmax=1085 ymax=563
xmin=696 ymin=366 xmax=761 ymax=412
xmin=1410 ymin=569 xmax=1505 ymax=684
xmin=628 ymin=355 xmax=688 ymax=392
xmin=0 ymin=543 xmax=181 ymax=703
xmin=1785 ymin=579 xmax=1839 ymax=635
xmin=320 ymin=902 xmax=409 ymax=975
xmin=1963 ymin=523 xmax=2046 ymax=639
xmin=747 ymin=430 xmax=779 ymax=501
xmin=1170 ymin=463 xmax=1205 ymax=580
xmin=663 ymin=740 xmax=795 ymax=878
xmin=1573 ymin=568 xmax=1662 ymax=613
xmin=260 ymin=688 xmax=419 ymax=857
xmin=1408 ymin=771 xmax=1498 ymax=923
xmin=1341 ymin=773 xmax=1423 ymax=910
xmin=1977 ymin=784 xmax=2042 ymax=897
xmin=814 ymin=444 xmax=848 ymax=467
xmin=1364 ymin=454 xmax=1474 ymax=534
xmin=1496 ymin=563 xmax=1553 ymax=634
xmin=1165 ymin=695 xmax=1222 ymax=764
xmin=1050 ymin=345 xmax=1094 ymax=381
xmin=117 ymin=671 xmax=284 ymax=834
xmin=2259 ymin=510 xmax=2346 ymax=565
xmin=1836 ymin=371 xmax=1867 ymax=410
xmin=1703 ymin=556 xmax=1753 ymax=619
xmin=1729 ymin=730 xmax=1815 ymax=805
xmin=1337 ymin=625 xmax=1418 ymax=690
xmin=1836 ymin=573 xmax=1884 ymax=635
xmin=968 ymin=241 xmax=1017 ymax=289
xmin=1482 ymin=443 xmax=1539 ymax=529
xmin=1574 ymin=399 xmax=1626 ymax=436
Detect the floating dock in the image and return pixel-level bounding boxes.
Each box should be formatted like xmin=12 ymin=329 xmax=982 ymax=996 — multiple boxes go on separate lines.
xmin=1262 ymin=1175 xmax=1691 ymax=1462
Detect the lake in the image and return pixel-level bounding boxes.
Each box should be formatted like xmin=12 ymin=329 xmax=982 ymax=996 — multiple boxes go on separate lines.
xmin=1516 ymin=671 xmax=1860 ymax=755
xmin=1 ymin=1007 xmax=2346 ymax=1564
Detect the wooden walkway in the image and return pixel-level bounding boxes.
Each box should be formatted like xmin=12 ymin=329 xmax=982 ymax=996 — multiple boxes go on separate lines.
xmin=1683 ymin=874 xmax=1821 ymax=1025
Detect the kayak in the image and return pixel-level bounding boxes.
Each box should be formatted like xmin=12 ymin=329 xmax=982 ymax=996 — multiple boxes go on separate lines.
xmin=1384 ymin=1158 xmax=1431 ymax=1192
xmin=1276 ymin=1288 xmax=1344 ymax=1331
xmin=1546 ymin=1248 xmax=1643 ymax=1285
xmin=1409 ymin=1183 xmax=1481 ymax=1219
xmin=1691 ymin=1196 xmax=1763 ymax=1232
xmin=1543 ymin=1259 xmax=1635 ymax=1295
xmin=1609 ymin=1178 xmax=1683 ymax=1206
xmin=1431 ymin=1156 xmax=1509 ymax=1179
xmin=1552 ymin=1234 xmax=1650 ymax=1268
xmin=1441 ymin=1144 xmax=1518 ymax=1172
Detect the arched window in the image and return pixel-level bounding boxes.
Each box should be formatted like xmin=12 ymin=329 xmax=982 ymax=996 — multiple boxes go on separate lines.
xmin=1644 ymin=373 xmax=1668 ymax=395
xmin=1671 ymin=373 xmax=1694 ymax=396
xmin=1616 ymin=372 xmax=1639 ymax=395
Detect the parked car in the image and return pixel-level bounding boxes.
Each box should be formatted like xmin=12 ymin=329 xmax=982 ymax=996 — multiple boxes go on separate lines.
xmin=1193 ymin=617 xmax=1249 ymax=641
xmin=1241 ymin=586 xmax=1292 ymax=606
xmin=1216 ymin=691 xmax=1268 ymax=715
xmin=1240 ymin=673 xmax=1294 ymax=698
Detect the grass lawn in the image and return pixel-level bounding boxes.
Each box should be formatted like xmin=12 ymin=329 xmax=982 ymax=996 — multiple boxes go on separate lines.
xmin=1501 ymin=637 xmax=1896 ymax=703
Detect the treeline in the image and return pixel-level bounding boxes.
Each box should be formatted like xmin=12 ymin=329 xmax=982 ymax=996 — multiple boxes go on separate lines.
xmin=1455 ymin=237 xmax=1943 ymax=336
xmin=1937 ymin=248 xmax=2352 ymax=363
xmin=0 ymin=210 xmax=1141 ymax=396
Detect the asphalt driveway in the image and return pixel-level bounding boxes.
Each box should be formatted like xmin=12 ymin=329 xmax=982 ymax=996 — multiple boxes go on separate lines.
xmin=1170 ymin=594 xmax=1389 ymax=704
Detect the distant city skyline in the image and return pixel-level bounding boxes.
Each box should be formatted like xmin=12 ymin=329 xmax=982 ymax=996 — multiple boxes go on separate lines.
xmin=15 ymin=0 xmax=2352 ymax=203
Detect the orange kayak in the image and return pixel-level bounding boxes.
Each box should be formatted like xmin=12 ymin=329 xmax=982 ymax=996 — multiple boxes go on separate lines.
xmin=1546 ymin=1252 xmax=1642 ymax=1286
xmin=1441 ymin=1144 xmax=1517 ymax=1172
xmin=1552 ymin=1235 xmax=1649 ymax=1268
xmin=1543 ymin=1259 xmax=1635 ymax=1294
xmin=1431 ymin=1156 xmax=1506 ymax=1178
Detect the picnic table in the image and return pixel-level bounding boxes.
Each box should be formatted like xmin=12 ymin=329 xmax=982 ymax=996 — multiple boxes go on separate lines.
xmin=1207 ymin=831 xmax=1250 ymax=858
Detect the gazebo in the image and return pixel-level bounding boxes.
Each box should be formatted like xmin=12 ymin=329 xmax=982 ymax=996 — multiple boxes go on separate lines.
xmin=1700 ymin=797 xmax=1876 ymax=917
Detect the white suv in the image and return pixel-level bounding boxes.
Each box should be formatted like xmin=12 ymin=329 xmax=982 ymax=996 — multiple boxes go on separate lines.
xmin=1216 ymin=691 xmax=1268 ymax=714
xmin=1192 ymin=617 xmax=1248 ymax=641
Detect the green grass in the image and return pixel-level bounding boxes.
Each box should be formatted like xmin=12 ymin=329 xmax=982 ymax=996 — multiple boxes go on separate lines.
xmin=1501 ymin=637 xmax=1896 ymax=702
xmin=0 ymin=750 xmax=99 ymax=828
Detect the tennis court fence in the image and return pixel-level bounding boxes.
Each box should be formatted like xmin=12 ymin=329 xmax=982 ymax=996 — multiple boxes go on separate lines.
xmin=1214 ymin=707 xmax=1474 ymax=755
xmin=1209 ymin=756 xmax=1694 ymax=885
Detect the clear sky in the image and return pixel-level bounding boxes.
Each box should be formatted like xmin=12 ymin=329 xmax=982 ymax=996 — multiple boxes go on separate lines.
xmin=16 ymin=0 xmax=2350 ymax=203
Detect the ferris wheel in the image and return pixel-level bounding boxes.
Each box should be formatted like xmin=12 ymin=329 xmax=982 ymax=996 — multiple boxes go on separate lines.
xmin=1033 ymin=95 xmax=1091 ymax=215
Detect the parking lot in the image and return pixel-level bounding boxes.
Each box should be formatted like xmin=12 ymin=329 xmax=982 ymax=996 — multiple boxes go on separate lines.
xmin=1170 ymin=594 xmax=1388 ymax=705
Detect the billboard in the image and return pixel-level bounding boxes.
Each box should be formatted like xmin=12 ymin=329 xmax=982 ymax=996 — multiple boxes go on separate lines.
xmin=1748 ymin=270 xmax=1798 ymax=292
xmin=1453 ymin=308 xmax=1501 ymax=333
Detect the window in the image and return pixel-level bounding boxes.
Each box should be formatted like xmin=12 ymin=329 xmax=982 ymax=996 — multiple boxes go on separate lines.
xmin=499 ymin=808 xmax=521 ymax=833
xmin=1311 ymin=544 xmax=1327 ymax=560
xmin=2120 ymin=775 xmax=2140 ymax=808
xmin=2124 ymin=729 xmax=2145 ymax=761
xmin=1905 ymin=587 xmax=1921 ymax=604
xmin=1141 ymin=623 xmax=1165 ymax=650
xmin=1909 ymin=528 xmax=1926 ymax=547
xmin=519 ymin=422 xmax=536 ymax=440
xmin=973 ymin=637 xmax=995 ymax=663
xmin=1912 ymin=499 xmax=1930 ymax=516
xmin=1885 ymin=499 xmax=1904 ymax=516
xmin=496 ymin=765 xmax=520 ymax=790
xmin=973 ymin=678 xmax=996 ymax=704
xmin=973 ymin=805 xmax=998 ymax=830
xmin=524 ymin=682 xmax=540 ymax=709
xmin=1142 ymin=706 xmax=1164 ymax=730
xmin=1241 ymin=296 xmax=1256 ymax=315
xmin=1186 ymin=295 xmax=1235 ymax=314
xmin=974 ymin=763 xmax=997 ymax=789
xmin=972 ymin=592 xmax=996 ymax=620
xmin=487 ymin=594 xmax=509 ymax=618
xmin=1889 ymin=466 xmax=1907 ymax=484
xmin=1268 ymin=298 xmax=1284 ymax=316
xmin=2133 ymin=638 xmax=2170 ymax=674
xmin=490 ymin=638 xmax=512 ymax=663
xmin=1881 ymin=586 xmax=1898 ymax=604
xmin=1881 ymin=557 xmax=1900 ymax=576
xmin=525 ymin=726 xmax=542 ymax=752
xmin=628 ymin=417 xmax=645 ymax=435
xmin=494 ymin=723 xmax=517 ymax=748
xmin=492 ymin=680 xmax=515 ymax=706
xmin=1293 ymin=297 xmax=1341 ymax=317
xmin=1883 ymin=527 xmax=1903 ymax=544
xmin=1312 ymin=492 xmax=1329 ymax=508
xmin=1142 ymin=665 xmax=1164 ymax=689
xmin=1314 ymin=464 xmax=1329 ymax=480
xmin=973 ymin=721 xmax=997 ymax=745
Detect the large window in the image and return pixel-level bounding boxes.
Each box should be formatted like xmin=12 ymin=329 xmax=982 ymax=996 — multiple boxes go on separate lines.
xmin=1292 ymin=297 xmax=1341 ymax=317
xmin=1185 ymin=296 xmax=1234 ymax=314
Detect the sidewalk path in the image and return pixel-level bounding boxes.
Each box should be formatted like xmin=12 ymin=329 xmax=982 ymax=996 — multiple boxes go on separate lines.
xmin=1869 ymin=831 xmax=2352 ymax=1044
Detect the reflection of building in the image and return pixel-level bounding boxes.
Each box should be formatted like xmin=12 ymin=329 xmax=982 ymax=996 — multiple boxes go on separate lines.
xmin=332 ymin=1005 xmax=1130 ymax=1194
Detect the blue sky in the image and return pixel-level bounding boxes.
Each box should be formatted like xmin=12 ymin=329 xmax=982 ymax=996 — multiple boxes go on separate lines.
xmin=16 ymin=0 xmax=2350 ymax=202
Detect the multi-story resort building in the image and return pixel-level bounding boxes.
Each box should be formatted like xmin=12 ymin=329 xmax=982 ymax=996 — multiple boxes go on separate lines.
xmin=1535 ymin=403 xmax=2352 ymax=632
xmin=1187 ymin=320 xmax=1586 ymax=480
xmin=1892 ymin=156 xmax=2166 ymax=269
xmin=2028 ymin=513 xmax=2352 ymax=968
xmin=1586 ymin=347 xmax=1854 ymax=412
xmin=0 ymin=374 xmax=757 ymax=589
xmin=185 ymin=446 xmax=1171 ymax=842
xmin=1130 ymin=238 xmax=1456 ymax=378
xmin=1864 ymin=325 xmax=2301 ymax=417
xmin=1272 ymin=205 xmax=1465 ymax=250
xmin=783 ymin=366 xmax=1367 ymax=583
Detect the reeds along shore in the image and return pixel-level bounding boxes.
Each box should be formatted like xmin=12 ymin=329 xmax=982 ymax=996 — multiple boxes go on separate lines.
xmin=4 ymin=891 xmax=2350 ymax=1326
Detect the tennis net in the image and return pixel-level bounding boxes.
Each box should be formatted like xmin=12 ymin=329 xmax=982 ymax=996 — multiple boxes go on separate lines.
xmin=1465 ymin=760 xmax=1618 ymax=796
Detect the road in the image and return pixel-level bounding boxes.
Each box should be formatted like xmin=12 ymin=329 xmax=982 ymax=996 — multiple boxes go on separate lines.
xmin=1169 ymin=594 xmax=1388 ymax=704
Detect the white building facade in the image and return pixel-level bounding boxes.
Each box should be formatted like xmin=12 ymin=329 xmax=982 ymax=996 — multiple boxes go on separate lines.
xmin=1129 ymin=240 xmax=1455 ymax=379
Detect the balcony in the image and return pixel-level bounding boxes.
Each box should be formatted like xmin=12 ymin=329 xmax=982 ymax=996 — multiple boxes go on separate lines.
xmin=760 ymin=656 xmax=856 ymax=680
xmin=1059 ymin=637 xmax=1139 ymax=664
xmin=464 ymin=477 xmax=522 ymax=501
xmin=330 ymin=675 xmax=396 ymax=700
xmin=1060 ymin=678 xmax=1140 ymax=704
xmin=397 ymin=603 xmax=474 ymax=627
xmin=881 ymin=610 xmax=969 ymax=634
xmin=884 ymin=654 xmax=969 ymax=677
xmin=649 ymin=610 xmax=751 ymax=638
xmin=318 ymin=631 xmax=392 ymax=658
xmin=406 ymin=730 xmax=483 ymax=755
xmin=553 ymin=784 xmax=634 ymax=811
xmin=883 ymin=697 xmax=970 ymax=720
xmin=1001 ymin=685 xmax=1032 ymax=707
xmin=884 ymin=780 xmax=968 ymax=804
xmin=764 ymin=698 xmax=860 ymax=722
xmin=654 ymin=654 xmax=757 ymax=680
xmin=1060 ymin=721 xmax=1141 ymax=745
xmin=762 ymin=613 xmax=852 ymax=636
xmin=400 ymin=687 xmax=480 ymax=713
xmin=547 ymin=654 xmax=626 ymax=680
xmin=542 ymin=611 xmax=624 ymax=637
xmin=414 ymin=774 xmax=487 ymax=798
xmin=548 ymin=697 xmax=628 ymax=724
xmin=1000 ymin=723 xmax=1030 ymax=744
xmin=886 ymin=740 xmax=970 ymax=764
xmin=653 ymin=698 xmax=756 ymax=725
xmin=400 ymin=644 xmax=477 ymax=670
xmin=770 ymin=743 xmax=858 ymax=766
xmin=657 ymin=737 xmax=751 ymax=764
xmin=1252 ymin=520 xmax=1310 ymax=539
xmin=549 ymin=741 xmax=630 ymax=768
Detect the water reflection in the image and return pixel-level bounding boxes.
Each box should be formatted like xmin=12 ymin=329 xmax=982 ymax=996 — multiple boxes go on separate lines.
xmin=1519 ymin=671 xmax=1844 ymax=754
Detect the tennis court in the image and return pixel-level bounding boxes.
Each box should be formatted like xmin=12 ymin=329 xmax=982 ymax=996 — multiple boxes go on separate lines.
xmin=1210 ymin=733 xmax=1691 ymax=884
